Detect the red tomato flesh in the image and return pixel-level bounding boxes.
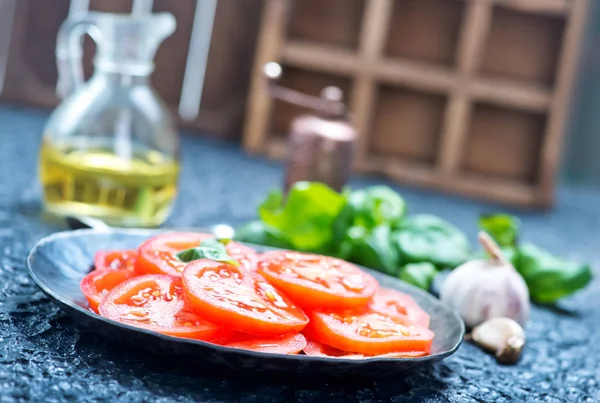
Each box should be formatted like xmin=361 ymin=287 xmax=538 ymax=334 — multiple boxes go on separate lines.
xmin=215 ymin=332 xmax=306 ymax=355
xmin=257 ymin=251 xmax=379 ymax=309
xmin=369 ymin=288 xmax=431 ymax=328
xmin=182 ymin=260 xmax=308 ymax=336
xmin=80 ymin=269 xmax=136 ymax=312
xmin=303 ymin=339 xmax=428 ymax=359
xmin=99 ymin=274 xmax=230 ymax=340
xmin=94 ymin=250 xmax=137 ymax=271
xmin=135 ymin=232 xmax=258 ymax=276
xmin=306 ymin=308 xmax=434 ymax=355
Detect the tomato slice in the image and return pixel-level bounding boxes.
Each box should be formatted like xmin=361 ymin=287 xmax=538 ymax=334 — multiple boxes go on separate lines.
xmin=303 ymin=339 xmax=428 ymax=359
xmin=257 ymin=251 xmax=379 ymax=309
xmin=80 ymin=269 xmax=136 ymax=312
xmin=305 ymin=308 xmax=434 ymax=355
xmin=98 ymin=274 xmax=229 ymax=340
xmin=94 ymin=250 xmax=137 ymax=271
xmin=215 ymin=332 xmax=307 ymax=355
xmin=369 ymin=288 xmax=431 ymax=328
xmin=182 ymin=260 xmax=309 ymax=336
xmin=135 ymin=232 xmax=258 ymax=276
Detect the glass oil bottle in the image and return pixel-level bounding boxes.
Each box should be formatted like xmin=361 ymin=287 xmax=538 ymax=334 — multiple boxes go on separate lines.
xmin=39 ymin=12 xmax=179 ymax=227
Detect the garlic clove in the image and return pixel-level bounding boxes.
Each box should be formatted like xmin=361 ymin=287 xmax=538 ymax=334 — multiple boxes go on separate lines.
xmin=471 ymin=317 xmax=525 ymax=365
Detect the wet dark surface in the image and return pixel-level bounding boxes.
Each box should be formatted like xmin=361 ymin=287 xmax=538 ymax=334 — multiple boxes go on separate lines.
xmin=1 ymin=106 xmax=599 ymax=402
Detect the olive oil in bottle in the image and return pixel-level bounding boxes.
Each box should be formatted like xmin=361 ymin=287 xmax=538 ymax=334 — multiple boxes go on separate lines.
xmin=39 ymin=139 xmax=179 ymax=227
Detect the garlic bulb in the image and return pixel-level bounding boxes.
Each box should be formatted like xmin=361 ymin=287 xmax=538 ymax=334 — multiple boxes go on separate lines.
xmin=471 ymin=317 xmax=525 ymax=365
xmin=440 ymin=231 xmax=530 ymax=328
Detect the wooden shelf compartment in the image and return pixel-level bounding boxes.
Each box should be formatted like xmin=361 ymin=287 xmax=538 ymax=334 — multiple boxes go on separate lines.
xmin=367 ymin=83 xmax=448 ymax=166
xmin=286 ymin=0 xmax=366 ymax=50
xmin=479 ymin=5 xmax=567 ymax=86
xmin=384 ymin=0 xmax=466 ymax=66
xmin=460 ymin=103 xmax=546 ymax=184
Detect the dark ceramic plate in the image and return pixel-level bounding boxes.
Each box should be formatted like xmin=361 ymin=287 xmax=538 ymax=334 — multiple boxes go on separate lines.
xmin=27 ymin=228 xmax=464 ymax=379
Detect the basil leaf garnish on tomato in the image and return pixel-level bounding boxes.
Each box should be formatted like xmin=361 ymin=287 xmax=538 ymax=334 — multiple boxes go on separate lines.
xmin=176 ymin=239 xmax=239 ymax=266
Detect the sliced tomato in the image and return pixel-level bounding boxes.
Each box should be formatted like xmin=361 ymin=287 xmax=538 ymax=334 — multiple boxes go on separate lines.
xmin=369 ymin=288 xmax=431 ymax=328
xmin=257 ymin=251 xmax=379 ymax=309
xmin=305 ymin=308 xmax=434 ymax=355
xmin=182 ymin=260 xmax=308 ymax=336
xmin=214 ymin=332 xmax=306 ymax=354
xmin=98 ymin=274 xmax=230 ymax=340
xmin=94 ymin=250 xmax=137 ymax=271
xmin=80 ymin=269 xmax=136 ymax=312
xmin=302 ymin=339 xmax=427 ymax=359
xmin=135 ymin=232 xmax=258 ymax=276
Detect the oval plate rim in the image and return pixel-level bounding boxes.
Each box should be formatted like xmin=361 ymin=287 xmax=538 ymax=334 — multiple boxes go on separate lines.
xmin=26 ymin=228 xmax=465 ymax=366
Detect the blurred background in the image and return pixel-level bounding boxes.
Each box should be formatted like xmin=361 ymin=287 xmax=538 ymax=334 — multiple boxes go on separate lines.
xmin=0 ymin=0 xmax=597 ymax=207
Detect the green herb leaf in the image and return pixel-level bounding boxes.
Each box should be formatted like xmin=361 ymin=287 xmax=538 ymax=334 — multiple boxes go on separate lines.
xmin=479 ymin=213 xmax=520 ymax=247
xmin=515 ymin=243 xmax=592 ymax=304
xmin=200 ymin=238 xmax=227 ymax=249
xmin=392 ymin=215 xmax=471 ymax=269
xmin=258 ymin=181 xmax=346 ymax=252
xmin=398 ymin=262 xmax=437 ymax=290
xmin=340 ymin=224 xmax=399 ymax=275
xmin=176 ymin=239 xmax=239 ymax=266
xmin=234 ymin=220 xmax=293 ymax=249
xmin=333 ymin=186 xmax=407 ymax=237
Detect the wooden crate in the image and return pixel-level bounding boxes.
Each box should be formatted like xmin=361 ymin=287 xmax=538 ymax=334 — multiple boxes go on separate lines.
xmin=243 ymin=0 xmax=589 ymax=208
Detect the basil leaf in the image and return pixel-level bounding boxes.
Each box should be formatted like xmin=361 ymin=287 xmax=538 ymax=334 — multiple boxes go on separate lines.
xmin=392 ymin=215 xmax=471 ymax=269
xmin=199 ymin=238 xmax=228 ymax=251
xmin=341 ymin=225 xmax=399 ymax=276
xmin=176 ymin=238 xmax=239 ymax=266
xmin=234 ymin=220 xmax=293 ymax=249
xmin=333 ymin=186 xmax=407 ymax=237
xmin=258 ymin=181 xmax=346 ymax=252
xmin=516 ymin=243 xmax=592 ymax=304
xmin=398 ymin=262 xmax=437 ymax=290
xmin=479 ymin=213 xmax=520 ymax=247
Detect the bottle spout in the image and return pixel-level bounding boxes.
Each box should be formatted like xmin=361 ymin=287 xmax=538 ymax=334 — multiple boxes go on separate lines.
xmin=56 ymin=11 xmax=176 ymax=92
xmin=93 ymin=12 xmax=176 ymax=74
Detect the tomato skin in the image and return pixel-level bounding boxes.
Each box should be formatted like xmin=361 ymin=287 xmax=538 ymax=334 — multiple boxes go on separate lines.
xmin=182 ymin=260 xmax=309 ymax=336
xmin=135 ymin=232 xmax=258 ymax=276
xmin=98 ymin=274 xmax=231 ymax=340
xmin=80 ymin=269 xmax=136 ymax=312
xmin=94 ymin=250 xmax=137 ymax=271
xmin=305 ymin=308 xmax=434 ymax=355
xmin=303 ymin=339 xmax=428 ymax=359
xmin=214 ymin=332 xmax=306 ymax=354
xmin=257 ymin=251 xmax=379 ymax=309
xmin=369 ymin=288 xmax=431 ymax=328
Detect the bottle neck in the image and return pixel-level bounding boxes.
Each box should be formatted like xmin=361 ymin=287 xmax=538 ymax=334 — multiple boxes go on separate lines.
xmin=94 ymin=56 xmax=154 ymax=80
xmin=93 ymin=61 xmax=152 ymax=85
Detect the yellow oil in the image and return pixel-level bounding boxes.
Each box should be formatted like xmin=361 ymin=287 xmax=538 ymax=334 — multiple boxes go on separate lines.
xmin=39 ymin=139 xmax=179 ymax=227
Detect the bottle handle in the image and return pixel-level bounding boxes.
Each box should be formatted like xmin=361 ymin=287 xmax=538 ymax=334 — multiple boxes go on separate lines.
xmin=55 ymin=14 xmax=102 ymax=98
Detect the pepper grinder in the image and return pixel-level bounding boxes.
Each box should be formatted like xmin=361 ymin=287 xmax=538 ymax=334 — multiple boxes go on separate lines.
xmin=264 ymin=62 xmax=357 ymax=193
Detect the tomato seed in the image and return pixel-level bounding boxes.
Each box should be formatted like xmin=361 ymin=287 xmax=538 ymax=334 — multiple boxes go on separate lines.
xmin=129 ymin=310 xmax=146 ymax=317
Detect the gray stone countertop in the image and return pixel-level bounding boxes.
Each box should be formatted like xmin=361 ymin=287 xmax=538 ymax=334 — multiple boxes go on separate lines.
xmin=0 ymin=106 xmax=598 ymax=402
